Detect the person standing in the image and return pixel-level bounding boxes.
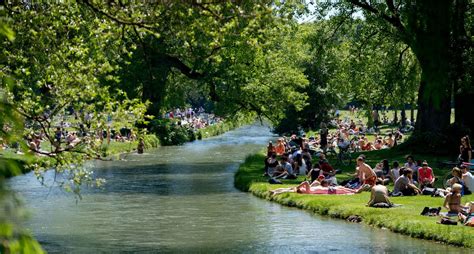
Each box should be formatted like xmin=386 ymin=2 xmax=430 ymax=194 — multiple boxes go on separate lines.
xmin=460 ymin=135 xmax=472 ymax=164
xmin=137 ymin=138 xmax=145 ymax=154
xmin=319 ymin=123 xmax=328 ymax=153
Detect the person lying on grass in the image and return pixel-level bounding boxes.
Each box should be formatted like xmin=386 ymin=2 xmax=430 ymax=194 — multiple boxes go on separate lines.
xmin=270 ymin=176 xmax=361 ymax=196
xmin=392 ymin=168 xmax=421 ymax=196
xmin=443 ymin=183 xmax=463 ymax=214
xmin=295 ymin=179 xmax=360 ymax=195
xmin=270 ymin=175 xmax=325 ymax=196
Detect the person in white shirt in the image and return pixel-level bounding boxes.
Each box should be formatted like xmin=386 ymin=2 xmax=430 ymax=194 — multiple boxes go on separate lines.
xmin=461 ymin=165 xmax=474 ymax=194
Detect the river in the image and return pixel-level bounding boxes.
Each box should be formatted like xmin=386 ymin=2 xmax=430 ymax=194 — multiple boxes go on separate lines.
xmin=7 ymin=124 xmax=467 ymax=253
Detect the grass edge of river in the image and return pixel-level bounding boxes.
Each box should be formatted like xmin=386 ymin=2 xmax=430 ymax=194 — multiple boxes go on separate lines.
xmin=234 ymin=152 xmax=474 ymax=249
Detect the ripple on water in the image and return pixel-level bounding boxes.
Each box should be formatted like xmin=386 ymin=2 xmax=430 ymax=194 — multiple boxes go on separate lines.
xmin=7 ymin=124 xmax=470 ymax=253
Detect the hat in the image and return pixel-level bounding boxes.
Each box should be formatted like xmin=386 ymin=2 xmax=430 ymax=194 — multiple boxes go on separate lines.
xmin=422 ymin=161 xmax=428 ymax=166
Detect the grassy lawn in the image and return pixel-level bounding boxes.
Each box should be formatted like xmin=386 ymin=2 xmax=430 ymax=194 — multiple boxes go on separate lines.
xmin=235 ymin=151 xmax=474 ymax=248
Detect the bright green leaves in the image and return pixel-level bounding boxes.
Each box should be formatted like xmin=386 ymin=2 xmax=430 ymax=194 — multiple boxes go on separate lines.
xmin=2 ymin=2 xmax=147 ymax=194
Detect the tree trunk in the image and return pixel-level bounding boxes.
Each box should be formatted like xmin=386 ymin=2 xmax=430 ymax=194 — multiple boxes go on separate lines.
xmin=410 ymin=0 xmax=453 ymax=134
xmin=393 ymin=109 xmax=398 ymax=125
xmin=415 ymin=76 xmax=451 ymax=134
xmin=452 ymin=0 xmax=473 ymax=134
xmin=401 ymin=107 xmax=406 ymax=127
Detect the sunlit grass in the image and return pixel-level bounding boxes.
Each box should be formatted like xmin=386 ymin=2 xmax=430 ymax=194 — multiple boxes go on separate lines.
xmin=235 ymin=152 xmax=474 ymax=248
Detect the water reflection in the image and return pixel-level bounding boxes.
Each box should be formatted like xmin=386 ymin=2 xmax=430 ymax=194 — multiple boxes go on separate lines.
xmin=7 ymin=124 xmax=468 ymax=253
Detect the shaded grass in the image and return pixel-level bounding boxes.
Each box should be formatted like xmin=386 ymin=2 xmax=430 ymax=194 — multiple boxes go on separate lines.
xmin=235 ymin=152 xmax=474 ymax=248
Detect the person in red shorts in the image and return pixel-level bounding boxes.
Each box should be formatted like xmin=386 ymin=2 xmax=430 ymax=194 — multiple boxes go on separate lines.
xmin=356 ymin=156 xmax=377 ymax=186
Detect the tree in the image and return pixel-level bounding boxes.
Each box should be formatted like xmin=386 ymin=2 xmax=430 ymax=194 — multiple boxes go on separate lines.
xmin=311 ymin=0 xmax=473 ymax=135
xmin=0 ymin=5 xmax=44 ymax=253
xmin=2 ymin=2 xmax=147 ymax=193
xmin=81 ymin=0 xmax=310 ymax=122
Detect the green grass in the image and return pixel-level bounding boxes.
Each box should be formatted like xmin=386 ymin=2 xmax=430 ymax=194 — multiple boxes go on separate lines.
xmin=235 ymin=151 xmax=474 ymax=248
xmin=196 ymin=114 xmax=255 ymax=139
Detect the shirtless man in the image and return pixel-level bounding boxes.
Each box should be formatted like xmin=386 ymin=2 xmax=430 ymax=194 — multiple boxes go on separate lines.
xmin=356 ymin=156 xmax=377 ymax=186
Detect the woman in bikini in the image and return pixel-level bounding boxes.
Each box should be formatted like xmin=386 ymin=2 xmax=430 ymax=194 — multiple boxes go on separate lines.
xmin=443 ymin=183 xmax=463 ymax=213
xmin=296 ymin=179 xmax=359 ymax=195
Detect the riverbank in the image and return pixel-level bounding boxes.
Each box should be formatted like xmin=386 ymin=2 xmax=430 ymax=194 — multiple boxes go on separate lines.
xmin=234 ymin=152 xmax=474 ymax=248
xmin=0 ymin=116 xmax=255 ymax=178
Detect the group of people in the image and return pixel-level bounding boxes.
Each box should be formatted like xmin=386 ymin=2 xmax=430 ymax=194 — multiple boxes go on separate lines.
xmin=264 ymin=132 xmax=474 ymax=227
xmin=164 ymin=107 xmax=222 ymax=130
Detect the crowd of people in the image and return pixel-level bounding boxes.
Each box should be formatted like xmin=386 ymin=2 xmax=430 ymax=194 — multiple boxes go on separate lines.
xmin=264 ymin=123 xmax=474 ymax=227
xmin=164 ymin=107 xmax=223 ymax=130
xmin=1 ymin=106 xmax=221 ymax=155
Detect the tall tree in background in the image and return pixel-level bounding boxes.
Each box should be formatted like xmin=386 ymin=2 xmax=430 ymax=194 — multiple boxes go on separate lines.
xmin=81 ymin=1 xmax=309 ymax=121
xmin=313 ymin=0 xmax=473 ymax=135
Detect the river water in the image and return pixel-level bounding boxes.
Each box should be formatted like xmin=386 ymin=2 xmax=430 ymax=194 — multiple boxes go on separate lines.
xmin=7 ymin=124 xmax=467 ymax=253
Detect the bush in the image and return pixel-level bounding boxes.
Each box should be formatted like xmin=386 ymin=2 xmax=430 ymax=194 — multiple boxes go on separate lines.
xmin=149 ymin=119 xmax=191 ymax=146
xmin=143 ymin=134 xmax=160 ymax=149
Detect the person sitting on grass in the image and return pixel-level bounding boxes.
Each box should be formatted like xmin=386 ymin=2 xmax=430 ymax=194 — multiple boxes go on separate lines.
xmin=461 ymin=165 xmax=473 ymax=195
xmin=447 ymin=167 xmax=463 ymax=185
xmin=374 ymin=139 xmax=383 ymax=150
xmin=265 ymin=152 xmax=279 ymax=177
xmin=358 ymin=136 xmax=374 ymax=151
xmin=267 ymin=141 xmax=276 ymax=155
xmin=389 ymin=161 xmax=401 ymax=183
xmin=384 ymin=133 xmax=394 ymax=148
xmin=356 ymin=156 xmax=377 ymax=186
xmin=458 ymin=202 xmax=474 ymax=227
xmin=417 ymin=161 xmax=435 ymax=189
xmin=392 ymin=168 xmax=421 ymax=196
xmin=367 ymin=184 xmax=393 ymax=207
xmin=275 ymin=138 xmax=285 ymax=156
xmin=443 ymin=183 xmax=463 ymax=214
xmin=273 ymin=156 xmax=297 ymax=180
xmin=374 ymin=159 xmax=390 ymax=185
xmin=319 ymin=153 xmax=337 ymax=185
xmin=404 ymin=155 xmax=419 ymax=183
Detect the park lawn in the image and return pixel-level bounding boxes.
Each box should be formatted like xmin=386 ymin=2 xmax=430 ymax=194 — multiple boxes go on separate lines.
xmin=235 ymin=152 xmax=474 ymax=248
xmin=326 ymin=147 xmax=457 ymax=187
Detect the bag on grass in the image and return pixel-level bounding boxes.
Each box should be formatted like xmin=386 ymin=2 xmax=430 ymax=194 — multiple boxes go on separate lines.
xmin=439 ymin=217 xmax=457 ymax=225
xmin=420 ymin=207 xmax=441 ymax=216
xmin=421 ymin=187 xmax=436 ymax=196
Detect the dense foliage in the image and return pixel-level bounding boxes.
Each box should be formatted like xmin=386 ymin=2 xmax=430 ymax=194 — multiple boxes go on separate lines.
xmin=0 ymin=0 xmax=473 ymax=252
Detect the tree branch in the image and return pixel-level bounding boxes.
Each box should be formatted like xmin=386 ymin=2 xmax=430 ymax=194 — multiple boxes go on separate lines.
xmin=165 ymin=55 xmax=205 ymax=79
xmin=397 ymin=45 xmax=410 ymax=69
xmin=348 ymin=0 xmax=406 ymax=36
